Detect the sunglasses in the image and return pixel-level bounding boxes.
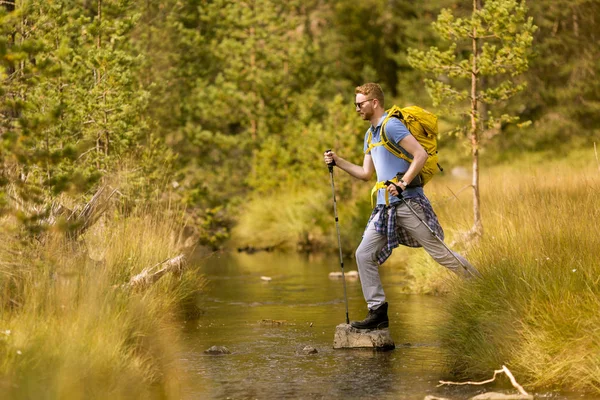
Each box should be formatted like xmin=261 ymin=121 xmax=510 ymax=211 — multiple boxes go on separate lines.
xmin=354 ymin=99 xmax=374 ymax=109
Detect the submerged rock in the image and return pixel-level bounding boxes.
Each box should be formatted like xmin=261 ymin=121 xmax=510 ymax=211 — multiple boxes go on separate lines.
xmin=301 ymin=346 xmax=318 ymax=355
xmin=260 ymin=319 xmax=289 ymax=326
xmin=333 ymin=323 xmax=395 ymax=350
xmin=204 ymin=345 xmax=231 ymax=355
xmin=328 ymin=270 xmax=359 ymax=279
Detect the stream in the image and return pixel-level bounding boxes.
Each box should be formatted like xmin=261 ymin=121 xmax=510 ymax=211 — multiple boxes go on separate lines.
xmin=178 ymin=251 xmax=575 ymax=400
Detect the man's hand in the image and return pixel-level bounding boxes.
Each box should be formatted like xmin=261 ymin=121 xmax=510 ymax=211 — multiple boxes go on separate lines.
xmin=385 ymin=180 xmax=406 ymax=197
xmin=323 ymin=150 xmax=337 ymax=167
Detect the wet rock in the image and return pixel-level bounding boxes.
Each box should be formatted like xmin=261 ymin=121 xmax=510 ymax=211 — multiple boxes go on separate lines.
xmin=260 ymin=276 xmax=272 ymax=282
xmin=328 ymin=270 xmax=359 ymax=279
xmin=301 ymin=346 xmax=318 ymax=355
xmin=424 ymin=396 xmax=451 ymax=400
xmin=260 ymin=319 xmax=289 ymax=326
xmin=204 ymin=345 xmax=231 ymax=355
xmin=470 ymin=393 xmax=534 ymax=400
xmin=333 ymin=323 xmax=395 ymax=350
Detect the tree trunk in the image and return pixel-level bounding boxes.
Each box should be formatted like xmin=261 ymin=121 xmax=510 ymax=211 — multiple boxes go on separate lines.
xmin=470 ymin=0 xmax=483 ymax=237
xmin=96 ymin=0 xmax=103 ymax=169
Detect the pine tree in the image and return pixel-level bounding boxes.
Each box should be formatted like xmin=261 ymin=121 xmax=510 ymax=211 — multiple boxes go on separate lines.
xmin=408 ymin=0 xmax=536 ymax=237
xmin=0 ymin=0 xmax=155 ymax=231
xmin=515 ymin=0 xmax=600 ymax=149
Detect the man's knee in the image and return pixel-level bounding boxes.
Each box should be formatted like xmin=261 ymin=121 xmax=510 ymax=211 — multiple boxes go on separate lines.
xmin=355 ymin=245 xmax=368 ymax=264
xmin=355 ymin=243 xmax=375 ymax=266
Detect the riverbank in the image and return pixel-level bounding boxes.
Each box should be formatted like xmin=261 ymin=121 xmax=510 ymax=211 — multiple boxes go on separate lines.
xmin=435 ymin=155 xmax=600 ymax=394
xmin=0 ymin=209 xmax=205 ymax=399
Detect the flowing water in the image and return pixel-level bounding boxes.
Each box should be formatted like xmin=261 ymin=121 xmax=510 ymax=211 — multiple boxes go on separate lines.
xmin=179 ymin=251 xmax=572 ymax=400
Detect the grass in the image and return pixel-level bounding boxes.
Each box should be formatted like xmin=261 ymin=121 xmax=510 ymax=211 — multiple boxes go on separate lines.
xmin=0 ymin=208 xmax=205 ymax=399
xmin=230 ymin=185 xmax=372 ymax=254
xmin=425 ymin=150 xmax=600 ymax=394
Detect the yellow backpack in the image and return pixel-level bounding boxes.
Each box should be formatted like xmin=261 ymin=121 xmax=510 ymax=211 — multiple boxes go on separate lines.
xmin=365 ymin=105 xmax=442 ymax=186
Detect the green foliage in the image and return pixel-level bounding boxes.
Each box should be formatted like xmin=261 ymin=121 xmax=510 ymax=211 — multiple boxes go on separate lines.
xmin=498 ymin=0 xmax=600 ymax=152
xmin=1 ymin=0 xmax=600 ymax=395
xmin=408 ymin=0 xmax=536 ymax=118
xmin=0 ymin=0 xmax=163 ymax=235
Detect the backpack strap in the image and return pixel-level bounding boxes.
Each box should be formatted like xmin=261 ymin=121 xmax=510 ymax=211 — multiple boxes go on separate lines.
xmin=380 ymin=109 xmax=414 ymax=164
xmin=370 ymin=176 xmax=399 ymax=208
xmin=364 ymin=127 xmax=383 ymax=154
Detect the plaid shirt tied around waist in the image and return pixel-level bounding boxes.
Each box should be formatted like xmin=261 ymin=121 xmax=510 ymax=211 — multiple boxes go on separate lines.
xmin=366 ymin=194 xmax=444 ymax=265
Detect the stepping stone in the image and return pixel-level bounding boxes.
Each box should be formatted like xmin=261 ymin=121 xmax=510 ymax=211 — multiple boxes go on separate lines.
xmin=333 ymin=323 xmax=395 ymax=350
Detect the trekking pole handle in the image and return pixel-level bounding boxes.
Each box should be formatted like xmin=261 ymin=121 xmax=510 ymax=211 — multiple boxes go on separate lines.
xmin=325 ymin=149 xmax=336 ymax=172
xmin=384 ymin=180 xmax=403 ymax=195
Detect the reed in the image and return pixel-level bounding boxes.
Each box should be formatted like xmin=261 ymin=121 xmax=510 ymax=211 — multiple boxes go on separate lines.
xmin=0 ymin=208 xmax=204 ymax=399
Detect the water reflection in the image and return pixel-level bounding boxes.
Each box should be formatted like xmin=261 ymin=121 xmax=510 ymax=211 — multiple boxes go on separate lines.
xmin=179 ymin=252 xmax=567 ymax=400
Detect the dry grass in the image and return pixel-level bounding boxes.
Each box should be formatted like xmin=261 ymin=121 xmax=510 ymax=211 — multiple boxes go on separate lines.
xmin=420 ymin=150 xmax=600 ymax=393
xmin=0 ymin=208 xmax=205 ymax=399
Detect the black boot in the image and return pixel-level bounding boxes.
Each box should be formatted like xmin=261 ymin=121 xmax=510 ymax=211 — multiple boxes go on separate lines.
xmin=350 ymin=302 xmax=389 ymax=330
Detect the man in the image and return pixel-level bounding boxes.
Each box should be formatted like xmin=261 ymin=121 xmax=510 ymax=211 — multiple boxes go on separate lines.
xmin=323 ymin=83 xmax=479 ymax=331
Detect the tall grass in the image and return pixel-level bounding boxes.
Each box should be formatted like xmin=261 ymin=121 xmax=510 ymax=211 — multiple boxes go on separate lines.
xmin=0 ymin=209 xmax=205 ymax=399
xmin=428 ymin=153 xmax=600 ymax=393
xmin=230 ymin=186 xmax=373 ymax=253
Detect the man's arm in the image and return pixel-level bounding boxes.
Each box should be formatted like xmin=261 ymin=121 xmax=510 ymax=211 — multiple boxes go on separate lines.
xmin=396 ymin=135 xmax=428 ymax=187
xmin=324 ymin=151 xmax=375 ymax=181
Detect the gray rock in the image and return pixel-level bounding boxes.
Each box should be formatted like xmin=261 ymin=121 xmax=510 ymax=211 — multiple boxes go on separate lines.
xmin=302 ymin=346 xmax=318 ymax=355
xmin=470 ymin=392 xmax=534 ymax=400
xmin=204 ymin=345 xmax=231 ymax=355
xmin=332 ymin=323 xmax=395 ymax=350
xmin=295 ymin=345 xmax=318 ymax=355
xmin=424 ymin=396 xmax=451 ymax=400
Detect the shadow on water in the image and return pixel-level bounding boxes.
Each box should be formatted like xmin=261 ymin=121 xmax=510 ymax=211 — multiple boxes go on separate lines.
xmin=179 ymin=251 xmax=572 ymax=400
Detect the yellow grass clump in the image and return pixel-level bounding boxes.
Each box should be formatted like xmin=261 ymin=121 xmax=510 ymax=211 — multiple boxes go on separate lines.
xmin=0 ymin=209 xmax=205 ymax=399
xmin=424 ymin=151 xmax=600 ymax=394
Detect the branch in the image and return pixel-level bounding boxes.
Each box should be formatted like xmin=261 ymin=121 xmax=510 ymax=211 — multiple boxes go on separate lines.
xmin=470 ymin=33 xmax=500 ymax=40
xmin=438 ymin=365 xmax=529 ymax=396
xmin=126 ymin=254 xmax=187 ymax=289
xmin=439 ymin=63 xmax=471 ymax=75
xmin=447 ymin=184 xmax=473 ymax=201
xmin=76 ymin=147 xmax=96 ymax=161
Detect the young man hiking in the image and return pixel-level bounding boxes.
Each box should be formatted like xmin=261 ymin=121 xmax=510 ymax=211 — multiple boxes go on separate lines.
xmin=323 ymin=83 xmax=480 ymax=331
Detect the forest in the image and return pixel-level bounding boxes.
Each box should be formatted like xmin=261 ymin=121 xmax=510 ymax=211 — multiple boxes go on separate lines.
xmin=1 ymin=0 xmax=599 ymax=398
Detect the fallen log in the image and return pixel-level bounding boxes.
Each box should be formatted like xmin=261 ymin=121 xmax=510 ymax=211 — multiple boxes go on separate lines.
xmin=127 ymin=254 xmax=186 ymax=289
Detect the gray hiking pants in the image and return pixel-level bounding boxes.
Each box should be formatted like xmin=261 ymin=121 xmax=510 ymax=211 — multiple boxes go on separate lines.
xmin=355 ymin=201 xmax=475 ymax=310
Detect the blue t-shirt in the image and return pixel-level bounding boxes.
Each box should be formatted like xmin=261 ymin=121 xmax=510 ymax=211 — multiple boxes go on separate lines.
xmin=364 ymin=113 xmax=424 ymax=205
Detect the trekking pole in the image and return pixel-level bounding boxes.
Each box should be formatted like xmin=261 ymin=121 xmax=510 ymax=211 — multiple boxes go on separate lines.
xmin=384 ymin=180 xmax=482 ymax=279
xmin=325 ymin=150 xmax=350 ymax=324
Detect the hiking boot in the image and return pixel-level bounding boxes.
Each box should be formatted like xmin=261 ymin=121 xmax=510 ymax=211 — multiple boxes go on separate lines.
xmin=350 ymin=302 xmax=389 ymax=330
